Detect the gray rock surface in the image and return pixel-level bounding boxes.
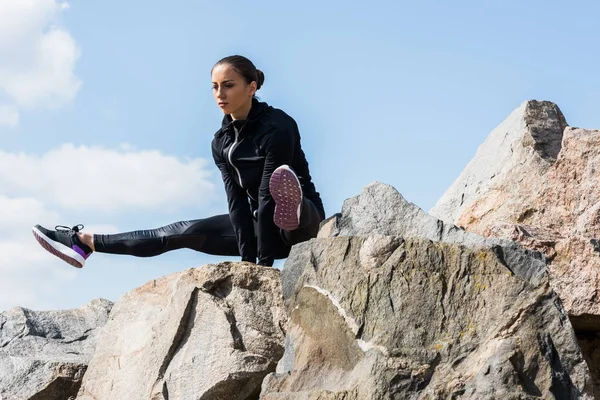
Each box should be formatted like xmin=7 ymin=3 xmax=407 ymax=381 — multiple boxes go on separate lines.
xmin=77 ymin=263 xmax=286 ymax=400
xmin=0 ymin=298 xmax=112 ymax=400
xmin=309 ymin=182 xmax=547 ymax=288
xmin=263 ymin=235 xmax=593 ymax=399
xmin=429 ymin=121 xmax=600 ymax=328
xmin=424 ymin=100 xmax=600 ymax=392
xmin=262 ymin=182 xmax=593 ymax=399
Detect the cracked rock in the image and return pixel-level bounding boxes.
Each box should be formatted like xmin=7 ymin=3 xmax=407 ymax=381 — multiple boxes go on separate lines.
xmin=262 ymin=180 xmax=593 ymax=399
xmin=428 ymin=101 xmax=600 ymax=393
xmin=76 ymin=263 xmax=285 ymax=400
xmin=0 ymin=298 xmax=112 ymax=400
xmin=262 ymin=235 xmax=594 ymax=399
xmin=431 ymin=102 xmax=600 ymax=329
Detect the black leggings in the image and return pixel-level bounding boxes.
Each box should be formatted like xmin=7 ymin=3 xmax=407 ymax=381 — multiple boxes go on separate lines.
xmin=93 ymin=197 xmax=323 ymax=260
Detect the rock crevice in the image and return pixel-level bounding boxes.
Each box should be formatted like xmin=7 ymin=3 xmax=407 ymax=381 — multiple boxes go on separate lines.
xmin=76 ymin=263 xmax=285 ymax=400
xmin=429 ymin=100 xmax=600 ymax=395
xmin=0 ymin=299 xmax=112 ymax=400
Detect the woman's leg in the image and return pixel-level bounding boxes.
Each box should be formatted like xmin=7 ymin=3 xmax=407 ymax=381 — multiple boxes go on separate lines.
xmin=281 ymin=197 xmax=323 ymax=247
xmin=93 ymin=214 xmax=240 ymax=257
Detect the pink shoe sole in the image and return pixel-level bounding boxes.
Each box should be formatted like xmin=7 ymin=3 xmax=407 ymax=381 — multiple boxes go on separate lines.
xmin=269 ymin=166 xmax=303 ymax=231
xmin=32 ymin=229 xmax=84 ymax=268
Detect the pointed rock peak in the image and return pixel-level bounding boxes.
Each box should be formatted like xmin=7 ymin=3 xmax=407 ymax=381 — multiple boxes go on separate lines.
xmin=523 ymin=100 xmax=568 ymax=162
xmin=315 ymin=181 xmax=547 ymax=287
xmin=431 ymin=100 xmax=568 ymax=225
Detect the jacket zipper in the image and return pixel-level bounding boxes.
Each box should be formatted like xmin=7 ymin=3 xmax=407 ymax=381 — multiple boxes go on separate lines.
xmin=227 ymin=129 xmax=244 ymax=188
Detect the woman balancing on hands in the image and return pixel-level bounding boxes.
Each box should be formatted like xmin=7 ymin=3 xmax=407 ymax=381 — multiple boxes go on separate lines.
xmin=33 ymin=55 xmax=325 ymax=268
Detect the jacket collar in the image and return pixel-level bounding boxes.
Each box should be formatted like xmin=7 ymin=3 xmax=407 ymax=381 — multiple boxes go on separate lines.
xmin=221 ymin=98 xmax=270 ymax=132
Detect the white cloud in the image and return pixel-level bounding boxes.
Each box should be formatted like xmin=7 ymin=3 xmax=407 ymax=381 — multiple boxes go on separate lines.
xmin=0 ymin=196 xmax=77 ymax=311
xmin=0 ymin=0 xmax=80 ymax=126
xmin=0 ymin=104 xmax=19 ymax=127
xmin=0 ymin=195 xmax=117 ymax=311
xmin=0 ymin=144 xmax=220 ymax=312
xmin=0 ymin=195 xmax=59 ymax=237
xmin=0 ymin=239 xmax=78 ymax=311
xmin=0 ymin=144 xmax=218 ymax=212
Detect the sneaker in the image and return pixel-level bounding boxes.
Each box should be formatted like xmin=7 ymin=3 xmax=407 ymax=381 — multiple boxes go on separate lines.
xmin=269 ymin=165 xmax=303 ymax=231
xmin=32 ymin=224 xmax=93 ymax=268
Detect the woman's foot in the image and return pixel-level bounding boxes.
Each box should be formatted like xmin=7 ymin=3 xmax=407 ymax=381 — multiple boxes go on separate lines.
xmin=32 ymin=224 xmax=93 ymax=268
xmin=269 ymin=165 xmax=303 ymax=231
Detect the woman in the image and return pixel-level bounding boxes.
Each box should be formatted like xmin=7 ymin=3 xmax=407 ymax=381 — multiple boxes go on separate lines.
xmin=32 ymin=55 xmax=325 ymax=268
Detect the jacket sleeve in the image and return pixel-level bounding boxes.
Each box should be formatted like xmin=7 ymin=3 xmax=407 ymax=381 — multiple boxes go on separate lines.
xmin=212 ymin=138 xmax=257 ymax=263
xmin=256 ymin=124 xmax=296 ymax=266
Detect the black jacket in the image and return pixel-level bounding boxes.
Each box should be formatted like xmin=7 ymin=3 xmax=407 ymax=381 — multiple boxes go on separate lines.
xmin=211 ymin=98 xmax=325 ymax=266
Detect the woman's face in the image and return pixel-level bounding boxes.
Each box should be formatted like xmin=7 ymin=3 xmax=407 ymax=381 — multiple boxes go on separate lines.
xmin=211 ymin=64 xmax=256 ymax=116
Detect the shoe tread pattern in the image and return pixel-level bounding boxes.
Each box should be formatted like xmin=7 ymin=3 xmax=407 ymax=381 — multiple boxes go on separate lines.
xmin=270 ymin=168 xmax=302 ymax=231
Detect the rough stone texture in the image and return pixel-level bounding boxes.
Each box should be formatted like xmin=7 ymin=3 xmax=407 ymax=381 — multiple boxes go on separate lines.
xmin=309 ymin=182 xmax=548 ymax=290
xmin=262 ymin=235 xmax=593 ymax=399
xmin=447 ymin=127 xmax=600 ymax=328
xmin=466 ymin=127 xmax=600 ymax=397
xmin=0 ymin=298 xmax=112 ymax=400
xmin=429 ymin=100 xmax=600 ymax=329
xmin=77 ymin=263 xmax=286 ymax=400
xmin=430 ymin=100 xmax=567 ymax=225
xmin=262 ymin=182 xmax=594 ymax=399
xmin=422 ymin=100 xmax=600 ymax=396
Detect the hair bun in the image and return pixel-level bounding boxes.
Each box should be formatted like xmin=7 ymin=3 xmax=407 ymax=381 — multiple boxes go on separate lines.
xmin=256 ymin=69 xmax=265 ymax=90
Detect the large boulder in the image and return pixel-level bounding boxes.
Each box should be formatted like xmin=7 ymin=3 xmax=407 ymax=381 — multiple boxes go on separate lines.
xmin=430 ymin=100 xmax=600 ymax=329
xmin=0 ymin=298 xmax=112 ymax=400
xmin=297 ymin=182 xmax=547 ymax=289
xmin=429 ymin=101 xmax=600 ymax=393
xmin=262 ymin=183 xmax=594 ymax=399
xmin=76 ymin=263 xmax=286 ymax=400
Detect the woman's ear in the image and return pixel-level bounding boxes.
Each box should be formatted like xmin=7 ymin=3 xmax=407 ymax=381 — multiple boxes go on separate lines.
xmin=249 ymin=81 xmax=257 ymax=97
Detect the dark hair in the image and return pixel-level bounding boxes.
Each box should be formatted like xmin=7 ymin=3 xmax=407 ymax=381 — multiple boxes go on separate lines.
xmin=212 ymin=55 xmax=265 ymax=91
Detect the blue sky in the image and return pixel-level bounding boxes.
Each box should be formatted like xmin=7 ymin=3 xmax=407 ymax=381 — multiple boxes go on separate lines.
xmin=1 ymin=0 xmax=599 ymax=311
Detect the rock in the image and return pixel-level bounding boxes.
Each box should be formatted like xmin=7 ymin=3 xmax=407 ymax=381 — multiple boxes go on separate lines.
xmin=263 ymin=182 xmax=594 ymax=398
xmin=262 ymin=235 xmax=594 ymax=399
xmin=430 ymin=100 xmax=567 ymax=225
xmin=311 ymin=182 xmax=548 ymax=288
xmin=76 ymin=263 xmax=285 ymax=400
xmin=430 ymin=101 xmax=600 ymax=330
xmin=0 ymin=298 xmax=112 ymax=400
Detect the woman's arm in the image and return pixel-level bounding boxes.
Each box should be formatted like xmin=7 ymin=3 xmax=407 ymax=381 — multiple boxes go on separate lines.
xmin=212 ymin=139 xmax=257 ymax=263
xmin=256 ymin=123 xmax=297 ymax=266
